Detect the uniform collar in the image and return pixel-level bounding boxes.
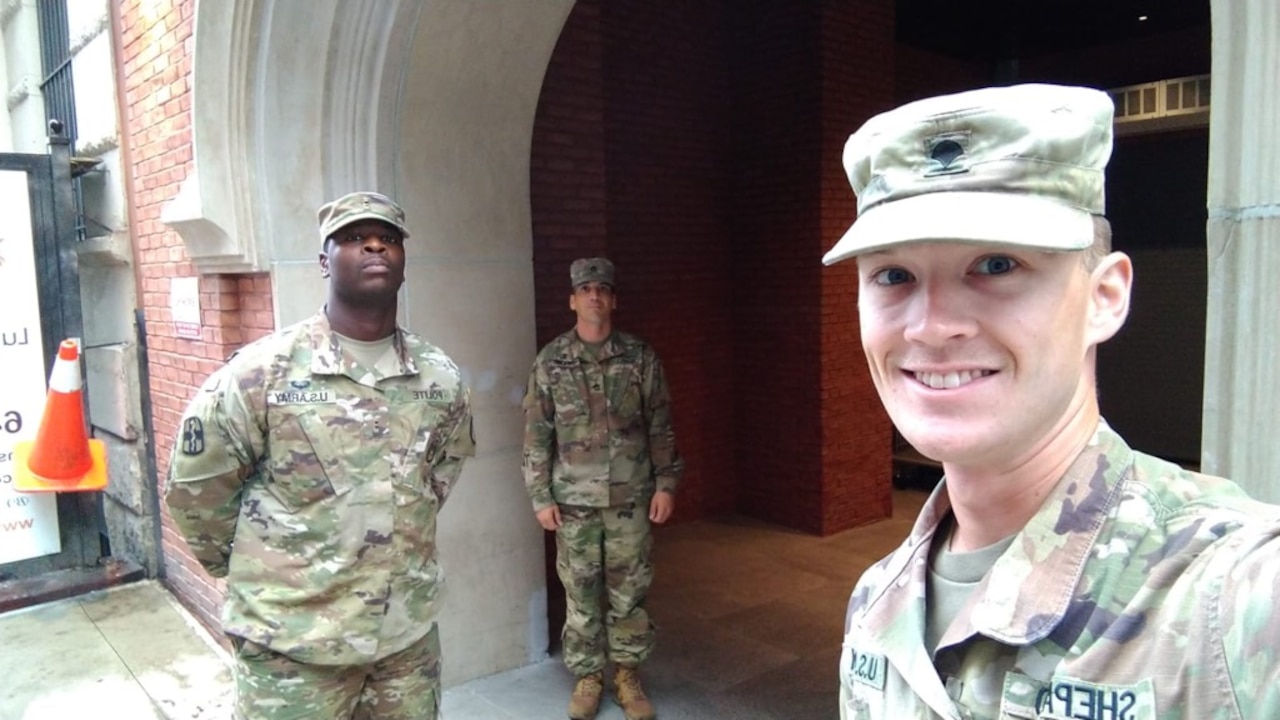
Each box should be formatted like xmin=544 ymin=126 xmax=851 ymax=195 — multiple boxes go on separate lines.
xmin=854 ymin=479 xmax=957 ymax=718
xmin=307 ymin=309 xmax=418 ymax=380
xmin=853 ymin=423 xmax=1131 ymax=715
xmin=558 ymin=328 xmax=627 ymax=362
xmin=968 ymin=423 xmax=1130 ymax=644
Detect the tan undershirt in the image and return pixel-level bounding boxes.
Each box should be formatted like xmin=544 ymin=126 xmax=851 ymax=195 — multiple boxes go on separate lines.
xmin=333 ymin=331 xmax=396 ymax=371
xmin=925 ymin=513 xmax=1016 ymax=656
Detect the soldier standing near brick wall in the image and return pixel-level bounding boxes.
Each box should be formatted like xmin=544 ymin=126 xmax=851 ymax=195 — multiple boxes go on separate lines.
xmin=522 ymin=257 xmax=683 ymax=720
xmin=166 ymin=191 xmax=475 ymax=720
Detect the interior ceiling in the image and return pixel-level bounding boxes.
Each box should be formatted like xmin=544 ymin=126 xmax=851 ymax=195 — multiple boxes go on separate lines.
xmin=896 ymin=0 xmax=1210 ymax=62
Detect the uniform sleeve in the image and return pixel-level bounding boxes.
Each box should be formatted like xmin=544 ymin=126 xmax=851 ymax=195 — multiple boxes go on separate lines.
xmin=1219 ymin=526 xmax=1280 ymax=717
xmin=521 ymin=359 xmax=557 ymax=511
xmin=429 ymin=382 xmax=475 ymax=509
xmin=164 ymin=370 xmax=262 ymax=577
xmin=642 ymin=348 xmax=683 ymax=494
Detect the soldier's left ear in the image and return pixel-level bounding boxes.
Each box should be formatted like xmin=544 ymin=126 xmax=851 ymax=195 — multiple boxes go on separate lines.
xmin=1086 ymin=251 xmax=1132 ymax=346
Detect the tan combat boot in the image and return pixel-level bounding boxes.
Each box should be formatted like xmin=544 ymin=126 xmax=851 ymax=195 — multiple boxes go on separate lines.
xmin=613 ymin=665 xmax=656 ymax=720
xmin=568 ymin=671 xmax=604 ymax=719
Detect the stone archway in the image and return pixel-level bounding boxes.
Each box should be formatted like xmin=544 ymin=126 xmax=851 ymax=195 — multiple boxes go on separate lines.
xmin=164 ymin=0 xmax=575 ymax=684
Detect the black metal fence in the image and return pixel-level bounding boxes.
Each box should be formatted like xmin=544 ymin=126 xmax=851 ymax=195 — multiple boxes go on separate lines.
xmin=37 ymin=0 xmax=85 ymax=242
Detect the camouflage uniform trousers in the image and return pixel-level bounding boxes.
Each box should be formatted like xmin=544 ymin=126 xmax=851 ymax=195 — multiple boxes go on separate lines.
xmin=233 ymin=622 xmax=442 ymax=719
xmin=557 ymin=501 xmax=656 ymax=676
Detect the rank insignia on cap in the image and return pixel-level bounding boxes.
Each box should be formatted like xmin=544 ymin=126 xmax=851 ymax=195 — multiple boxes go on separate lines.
xmin=926 ymin=134 xmax=970 ymax=175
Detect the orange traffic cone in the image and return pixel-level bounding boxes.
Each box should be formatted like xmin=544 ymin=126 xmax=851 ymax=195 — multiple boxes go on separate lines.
xmin=13 ymin=338 xmax=107 ymax=493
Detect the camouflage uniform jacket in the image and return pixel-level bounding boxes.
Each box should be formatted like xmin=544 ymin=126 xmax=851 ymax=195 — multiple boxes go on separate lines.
xmin=165 ymin=310 xmax=475 ymax=666
xmin=522 ymin=329 xmax=682 ymax=510
xmin=840 ymin=423 xmax=1280 ymax=720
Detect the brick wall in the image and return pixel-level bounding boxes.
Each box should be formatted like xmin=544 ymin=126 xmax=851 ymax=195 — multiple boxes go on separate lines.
xmin=729 ymin=1 xmax=826 ymax=531
xmin=119 ymin=0 xmax=273 ymax=637
xmin=600 ymin=0 xmax=735 ymax=520
xmin=816 ymin=0 xmax=897 ymax=534
xmin=896 ymin=44 xmax=987 ymax=104
xmin=531 ymin=0 xmax=735 ymax=523
xmin=532 ymin=0 xmax=903 ymax=535
xmin=725 ymin=0 xmax=899 ymax=534
xmin=531 ymin=1 xmax=608 ymax=349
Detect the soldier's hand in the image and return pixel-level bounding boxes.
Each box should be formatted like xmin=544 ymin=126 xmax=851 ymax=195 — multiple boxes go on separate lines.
xmin=535 ymin=504 xmax=561 ymax=531
xmin=649 ymin=491 xmax=675 ymax=524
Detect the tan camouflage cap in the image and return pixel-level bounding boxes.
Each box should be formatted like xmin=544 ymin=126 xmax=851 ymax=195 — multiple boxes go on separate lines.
xmin=823 ymin=83 xmax=1114 ymax=265
xmin=317 ymin=191 xmax=410 ymax=245
xmin=570 ymin=257 xmax=615 ymax=288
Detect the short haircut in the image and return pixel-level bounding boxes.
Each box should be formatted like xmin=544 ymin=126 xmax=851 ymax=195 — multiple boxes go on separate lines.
xmin=1083 ymin=216 xmax=1112 ymax=271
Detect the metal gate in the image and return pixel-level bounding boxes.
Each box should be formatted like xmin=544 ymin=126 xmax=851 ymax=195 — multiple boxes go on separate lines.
xmin=0 ymin=131 xmax=108 ymax=589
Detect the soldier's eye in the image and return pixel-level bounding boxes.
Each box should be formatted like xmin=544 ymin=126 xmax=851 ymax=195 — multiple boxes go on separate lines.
xmin=871 ymin=267 xmax=913 ymax=286
xmin=973 ymin=255 xmax=1019 ymax=275
xmin=345 ymin=233 xmax=403 ymax=246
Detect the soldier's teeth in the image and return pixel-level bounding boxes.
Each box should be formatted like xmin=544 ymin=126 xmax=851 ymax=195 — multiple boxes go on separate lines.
xmin=914 ymin=370 xmax=989 ymax=389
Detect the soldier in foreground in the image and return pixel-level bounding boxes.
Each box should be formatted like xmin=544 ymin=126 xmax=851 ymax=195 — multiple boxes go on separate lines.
xmin=166 ymin=191 xmax=475 ymax=719
xmin=825 ymin=84 xmax=1280 ymax=719
xmin=522 ymin=258 xmax=683 ymax=720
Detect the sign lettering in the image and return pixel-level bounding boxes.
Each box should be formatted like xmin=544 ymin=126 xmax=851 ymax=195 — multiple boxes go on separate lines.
xmin=170 ymin=277 xmax=202 ymax=339
xmin=1 ymin=327 xmax=30 ymax=346
xmin=0 ymin=169 xmax=61 ymax=563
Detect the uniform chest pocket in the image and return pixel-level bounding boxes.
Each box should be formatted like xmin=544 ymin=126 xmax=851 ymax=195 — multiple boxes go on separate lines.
xmin=547 ymin=363 xmax=591 ymax=427
xmin=264 ymin=406 xmax=356 ymax=512
xmin=611 ymin=372 xmax=643 ymax=420
xmin=393 ymin=399 xmax=451 ymax=492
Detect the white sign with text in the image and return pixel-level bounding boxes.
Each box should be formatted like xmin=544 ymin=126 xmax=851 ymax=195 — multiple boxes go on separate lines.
xmin=170 ymin=276 xmax=201 ymax=339
xmin=0 ymin=169 xmax=62 ymax=563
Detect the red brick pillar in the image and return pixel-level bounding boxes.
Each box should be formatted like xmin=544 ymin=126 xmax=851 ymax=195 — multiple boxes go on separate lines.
xmin=531 ymin=0 xmax=608 ymax=349
xmin=729 ymin=1 xmax=826 ymax=532
xmin=731 ymin=0 xmax=896 ymax=534
xmin=120 ymin=0 xmax=274 ymax=636
xmin=817 ymin=1 xmax=896 ymax=533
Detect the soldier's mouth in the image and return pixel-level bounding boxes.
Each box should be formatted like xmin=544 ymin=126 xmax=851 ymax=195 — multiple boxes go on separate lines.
xmin=913 ymin=370 xmax=994 ymax=389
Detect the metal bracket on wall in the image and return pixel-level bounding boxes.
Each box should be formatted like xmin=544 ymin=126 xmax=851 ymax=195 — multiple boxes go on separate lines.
xmin=69 ymin=156 xmax=102 ymax=178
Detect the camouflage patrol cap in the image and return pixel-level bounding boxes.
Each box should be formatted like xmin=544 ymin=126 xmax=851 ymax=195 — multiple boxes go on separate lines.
xmin=823 ymin=84 xmax=1114 ymax=265
xmin=317 ymin=191 xmax=410 ymax=245
xmin=570 ymin=257 xmax=615 ymax=288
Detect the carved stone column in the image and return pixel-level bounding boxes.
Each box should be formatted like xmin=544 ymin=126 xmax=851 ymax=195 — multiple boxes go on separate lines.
xmin=1202 ymin=0 xmax=1280 ymax=500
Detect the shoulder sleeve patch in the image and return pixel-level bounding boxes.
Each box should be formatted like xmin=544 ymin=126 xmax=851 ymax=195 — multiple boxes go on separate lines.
xmin=180 ymin=417 xmax=205 ymax=455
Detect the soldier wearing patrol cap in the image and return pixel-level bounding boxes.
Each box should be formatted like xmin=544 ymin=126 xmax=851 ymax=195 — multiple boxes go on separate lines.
xmin=827 ymin=84 xmax=1280 ymax=719
xmin=166 ymin=190 xmax=475 ymax=719
xmin=522 ymin=257 xmax=683 ymax=720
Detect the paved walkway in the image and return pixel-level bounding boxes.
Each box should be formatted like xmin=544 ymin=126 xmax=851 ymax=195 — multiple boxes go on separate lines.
xmin=0 ymin=491 xmax=923 ymax=719
xmin=0 ymin=580 xmax=232 ymax=720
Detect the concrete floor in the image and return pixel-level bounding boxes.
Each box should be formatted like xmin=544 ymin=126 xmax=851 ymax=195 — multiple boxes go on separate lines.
xmin=0 ymin=580 xmax=233 ymax=720
xmin=0 ymin=490 xmax=925 ymax=719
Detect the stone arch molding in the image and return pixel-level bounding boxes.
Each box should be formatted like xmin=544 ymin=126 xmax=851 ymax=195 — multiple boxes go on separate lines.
xmin=162 ymin=0 xmax=422 ymax=274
